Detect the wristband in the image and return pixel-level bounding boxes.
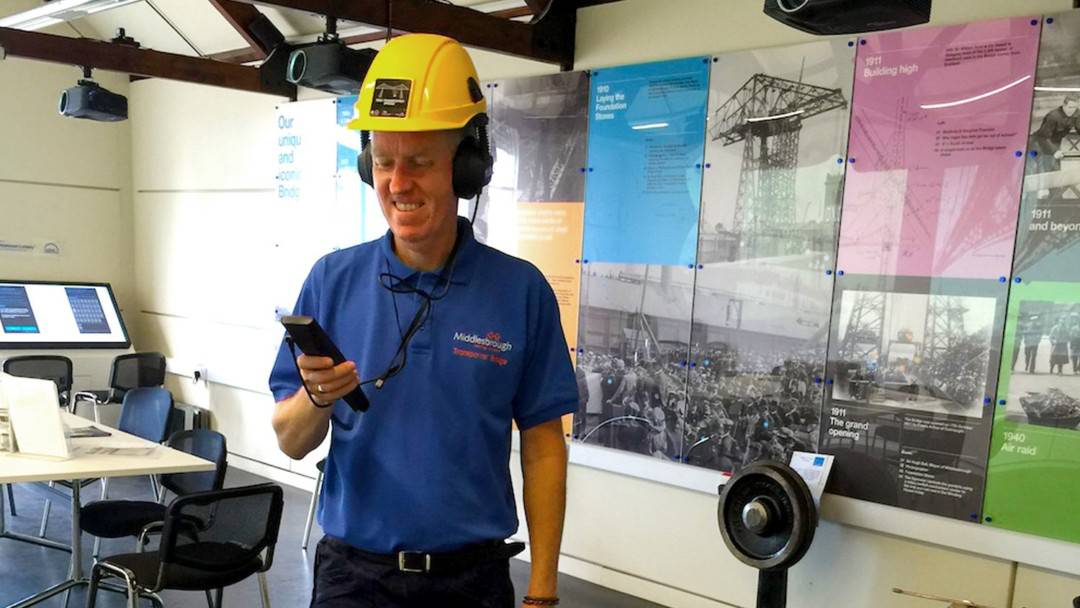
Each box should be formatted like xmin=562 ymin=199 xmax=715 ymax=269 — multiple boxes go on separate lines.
xmin=523 ymin=596 xmax=559 ymax=606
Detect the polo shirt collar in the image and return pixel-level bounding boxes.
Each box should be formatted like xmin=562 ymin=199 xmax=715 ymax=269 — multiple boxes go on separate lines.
xmin=378 ymin=216 xmax=479 ymax=286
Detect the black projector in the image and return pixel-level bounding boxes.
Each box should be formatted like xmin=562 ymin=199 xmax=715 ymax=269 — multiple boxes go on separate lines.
xmin=763 ymin=0 xmax=931 ymax=35
xmin=286 ymin=42 xmax=377 ymax=95
xmin=58 ymin=80 xmax=128 ymax=122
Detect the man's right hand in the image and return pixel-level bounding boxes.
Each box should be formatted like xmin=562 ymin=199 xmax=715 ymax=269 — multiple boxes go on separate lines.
xmin=297 ymin=355 xmax=361 ymax=407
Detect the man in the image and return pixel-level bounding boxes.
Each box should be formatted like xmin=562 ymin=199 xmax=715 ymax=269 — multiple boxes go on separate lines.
xmin=1031 ymin=94 xmax=1080 ymax=175
xmin=1068 ymin=311 xmax=1080 ymax=373
xmin=1022 ymin=314 xmax=1042 ymax=374
xmin=269 ymin=34 xmax=577 ymax=608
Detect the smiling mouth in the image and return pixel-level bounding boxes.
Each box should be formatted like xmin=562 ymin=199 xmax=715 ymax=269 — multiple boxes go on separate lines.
xmin=394 ymin=201 xmax=422 ymax=212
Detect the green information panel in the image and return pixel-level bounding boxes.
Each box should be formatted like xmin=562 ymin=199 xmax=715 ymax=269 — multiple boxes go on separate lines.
xmin=984 ymin=280 xmax=1080 ymax=542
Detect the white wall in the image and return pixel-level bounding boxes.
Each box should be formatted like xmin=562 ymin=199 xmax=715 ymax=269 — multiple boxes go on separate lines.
xmin=125 ymin=1 xmax=1080 ymax=607
xmin=0 ymin=51 xmax=134 ymax=336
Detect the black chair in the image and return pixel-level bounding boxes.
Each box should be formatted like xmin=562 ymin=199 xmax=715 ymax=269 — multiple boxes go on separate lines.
xmin=74 ymin=352 xmax=167 ymax=423
xmin=3 ymin=355 xmax=74 ymax=409
xmin=2 ymin=355 xmax=76 ymax=520
xmin=81 ymin=429 xmax=228 ymax=559
xmin=86 ymin=483 xmax=284 ymax=608
xmin=39 ymin=387 xmax=175 ymax=540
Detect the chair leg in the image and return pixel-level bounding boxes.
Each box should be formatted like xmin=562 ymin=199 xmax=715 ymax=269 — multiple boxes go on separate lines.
xmin=5 ymin=484 xmax=16 ymax=517
xmin=258 ymin=571 xmax=271 ymax=608
xmin=204 ymin=589 xmax=216 ymax=608
xmin=215 ymin=587 xmax=223 ymax=607
xmin=126 ymin=579 xmax=138 ymax=608
xmin=301 ymin=469 xmax=323 ymax=551
xmin=92 ymin=535 xmax=102 ymax=560
xmin=85 ymin=564 xmax=102 ymax=608
xmin=39 ymin=498 xmax=52 ymax=537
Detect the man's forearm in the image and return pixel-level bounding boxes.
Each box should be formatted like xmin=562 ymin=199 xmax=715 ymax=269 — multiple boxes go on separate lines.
xmin=520 ymin=418 xmax=569 ymax=598
xmin=271 ymin=388 xmax=333 ymax=459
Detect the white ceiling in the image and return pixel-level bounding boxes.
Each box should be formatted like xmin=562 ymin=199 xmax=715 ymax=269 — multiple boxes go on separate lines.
xmin=0 ymin=0 xmax=531 ymax=58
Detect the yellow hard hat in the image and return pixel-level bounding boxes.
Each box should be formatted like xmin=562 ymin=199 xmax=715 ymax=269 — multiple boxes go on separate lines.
xmin=347 ymin=34 xmax=486 ymax=132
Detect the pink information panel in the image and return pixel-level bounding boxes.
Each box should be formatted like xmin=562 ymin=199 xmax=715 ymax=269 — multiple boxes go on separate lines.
xmin=837 ymin=17 xmax=1040 ymax=279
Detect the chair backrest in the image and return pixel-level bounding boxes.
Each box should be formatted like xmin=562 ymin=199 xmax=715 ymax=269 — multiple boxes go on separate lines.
xmin=109 ymin=352 xmax=167 ymax=397
xmin=2 ymin=356 xmax=73 ymax=407
xmin=159 ymin=483 xmax=284 ymax=578
xmin=161 ymin=429 xmax=228 ymax=497
xmin=117 ymin=387 xmax=174 ymax=443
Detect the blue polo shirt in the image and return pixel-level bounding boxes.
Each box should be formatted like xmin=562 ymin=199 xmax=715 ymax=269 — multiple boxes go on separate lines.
xmin=269 ymin=218 xmax=578 ymax=553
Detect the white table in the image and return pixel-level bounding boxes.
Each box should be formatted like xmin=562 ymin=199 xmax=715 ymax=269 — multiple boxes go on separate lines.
xmin=0 ymin=413 xmax=214 ymax=608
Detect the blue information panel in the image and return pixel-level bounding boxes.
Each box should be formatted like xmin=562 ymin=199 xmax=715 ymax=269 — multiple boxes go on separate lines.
xmin=583 ymin=57 xmax=710 ymax=266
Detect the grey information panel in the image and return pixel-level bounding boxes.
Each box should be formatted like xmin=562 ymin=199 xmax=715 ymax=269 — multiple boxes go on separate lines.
xmin=684 ymin=38 xmax=855 ymax=473
xmin=822 ymin=275 xmax=1008 ymax=521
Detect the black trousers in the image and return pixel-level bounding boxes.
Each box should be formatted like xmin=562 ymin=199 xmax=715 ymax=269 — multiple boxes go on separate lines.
xmin=310 ymin=536 xmax=516 ymax=608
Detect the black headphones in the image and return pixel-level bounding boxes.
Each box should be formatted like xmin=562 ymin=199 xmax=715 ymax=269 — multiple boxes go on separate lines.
xmin=357 ymin=113 xmax=493 ymax=200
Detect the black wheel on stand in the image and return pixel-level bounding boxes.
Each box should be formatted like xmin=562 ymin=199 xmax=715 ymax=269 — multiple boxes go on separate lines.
xmin=717 ymin=461 xmax=818 ymax=608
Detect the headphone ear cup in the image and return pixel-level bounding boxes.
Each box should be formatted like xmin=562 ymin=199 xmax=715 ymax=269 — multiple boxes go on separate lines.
xmin=452 ymin=137 xmax=493 ymax=200
xmin=358 ymin=144 xmax=374 ymax=188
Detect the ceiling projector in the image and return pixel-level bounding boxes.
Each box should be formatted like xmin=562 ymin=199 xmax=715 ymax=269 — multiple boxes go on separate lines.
xmin=763 ymin=0 xmax=931 ymax=35
xmin=58 ymin=79 xmax=128 ymax=122
xmin=286 ymin=41 xmax=377 ymax=95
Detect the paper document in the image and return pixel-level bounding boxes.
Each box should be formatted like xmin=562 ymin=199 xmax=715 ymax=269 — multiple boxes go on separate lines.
xmin=70 ymin=445 xmax=157 ymax=457
xmin=1 ymin=373 xmax=70 ymax=459
xmin=65 ymin=424 xmax=111 ymax=439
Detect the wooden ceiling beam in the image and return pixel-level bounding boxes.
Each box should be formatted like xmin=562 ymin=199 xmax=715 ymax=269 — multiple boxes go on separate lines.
xmin=209 ymin=7 xmax=538 ymax=65
xmin=228 ymin=0 xmax=575 ymax=68
xmin=208 ymin=0 xmax=284 ymax=60
xmin=0 ymin=26 xmax=295 ymax=97
xmin=523 ymin=0 xmax=549 ymax=13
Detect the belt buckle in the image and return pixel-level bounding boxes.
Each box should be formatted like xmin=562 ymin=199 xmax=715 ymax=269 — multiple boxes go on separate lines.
xmin=397 ymin=551 xmax=431 ymax=573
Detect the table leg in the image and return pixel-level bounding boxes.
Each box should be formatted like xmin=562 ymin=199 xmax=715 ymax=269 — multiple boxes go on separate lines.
xmin=0 ymin=483 xmax=70 ymax=553
xmin=3 ymin=480 xmax=83 ymax=608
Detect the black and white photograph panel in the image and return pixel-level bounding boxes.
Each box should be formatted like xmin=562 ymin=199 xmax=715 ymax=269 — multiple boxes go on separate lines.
xmin=830 ymin=289 xmax=998 ymax=418
xmin=573 ymin=263 xmax=694 ymax=462
xmin=1014 ymin=9 xmax=1080 ymax=281
xmin=681 ymin=264 xmax=828 ymax=473
xmin=1005 ymin=300 xmax=1080 ymax=431
xmin=700 ymin=37 xmax=854 ymax=265
xmin=471 ymin=71 xmax=590 ymax=245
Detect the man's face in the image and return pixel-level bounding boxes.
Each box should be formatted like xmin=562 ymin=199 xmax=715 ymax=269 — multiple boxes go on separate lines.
xmin=1065 ymin=100 xmax=1079 ymax=116
xmin=371 ymin=130 xmax=459 ymax=250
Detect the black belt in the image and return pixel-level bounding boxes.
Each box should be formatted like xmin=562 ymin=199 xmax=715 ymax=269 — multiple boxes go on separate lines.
xmin=330 ymin=537 xmax=526 ymax=574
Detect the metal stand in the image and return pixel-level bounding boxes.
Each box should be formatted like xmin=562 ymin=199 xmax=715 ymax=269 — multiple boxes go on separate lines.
xmin=3 ymin=480 xmax=159 ymax=608
xmin=757 ymin=570 xmax=787 ymax=608
xmin=0 ymin=483 xmax=72 ymax=555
